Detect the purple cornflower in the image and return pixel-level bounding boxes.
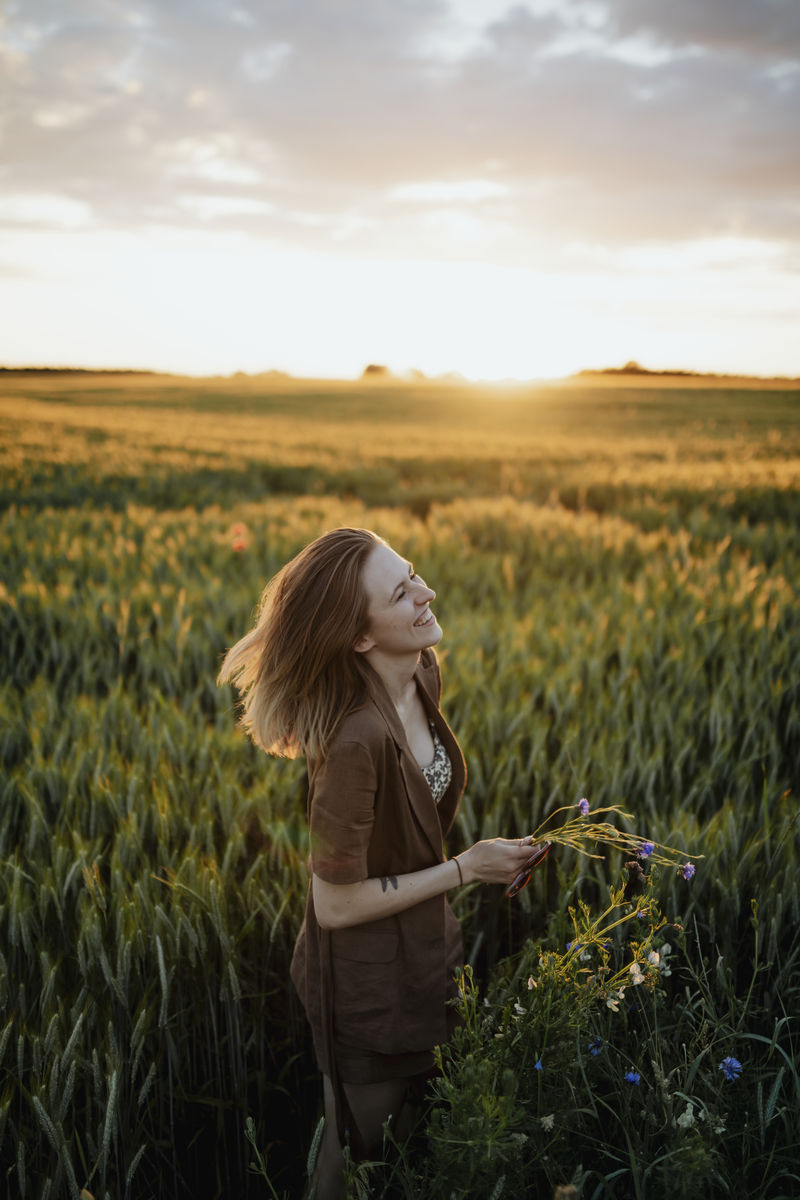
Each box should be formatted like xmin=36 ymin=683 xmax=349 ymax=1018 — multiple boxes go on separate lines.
xmin=578 ymin=798 xmax=590 ymax=816
xmin=637 ymin=842 xmax=654 ymax=859
xmin=624 ymin=1071 xmax=641 ymax=1085
xmin=588 ymin=1038 xmax=603 ymax=1056
xmin=719 ymin=1056 xmax=742 ymax=1082
xmin=679 ymin=862 xmax=696 ymax=881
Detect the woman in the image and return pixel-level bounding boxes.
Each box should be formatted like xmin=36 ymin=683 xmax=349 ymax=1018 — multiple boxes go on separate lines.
xmin=218 ymin=527 xmax=540 ymax=1199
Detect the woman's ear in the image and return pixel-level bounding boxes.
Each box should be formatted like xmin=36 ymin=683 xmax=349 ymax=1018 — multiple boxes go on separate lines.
xmin=353 ymin=631 xmax=375 ymax=654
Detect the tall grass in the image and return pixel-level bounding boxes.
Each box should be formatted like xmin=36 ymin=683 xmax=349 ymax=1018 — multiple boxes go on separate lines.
xmin=1 ymin=377 xmax=799 ymax=1197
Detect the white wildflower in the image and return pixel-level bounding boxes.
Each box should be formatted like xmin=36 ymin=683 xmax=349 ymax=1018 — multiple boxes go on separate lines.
xmin=647 ymin=951 xmax=660 ymax=968
xmin=677 ymin=1103 xmax=695 ymax=1129
xmin=606 ymin=987 xmax=626 ymax=1012
xmin=514 ymin=1001 xmax=525 ymax=1016
xmin=629 ymin=962 xmax=645 ymax=986
xmin=527 ymin=975 xmax=537 ymax=990
xmin=540 ymin=1114 xmax=555 ymax=1132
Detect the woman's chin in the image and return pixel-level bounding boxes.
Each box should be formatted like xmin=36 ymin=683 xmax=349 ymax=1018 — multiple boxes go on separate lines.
xmin=423 ymin=621 xmax=444 ymax=647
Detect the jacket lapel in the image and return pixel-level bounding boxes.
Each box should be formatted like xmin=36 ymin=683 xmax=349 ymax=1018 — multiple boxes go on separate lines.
xmin=363 ymin=658 xmax=454 ymax=863
xmin=415 ymin=666 xmax=467 ymax=837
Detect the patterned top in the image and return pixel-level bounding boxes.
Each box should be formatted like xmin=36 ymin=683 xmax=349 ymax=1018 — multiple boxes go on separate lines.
xmin=421 ymin=723 xmax=452 ymax=805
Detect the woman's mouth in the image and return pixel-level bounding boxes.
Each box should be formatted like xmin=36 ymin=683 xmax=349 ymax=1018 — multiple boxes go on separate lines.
xmin=414 ymin=609 xmax=435 ymax=628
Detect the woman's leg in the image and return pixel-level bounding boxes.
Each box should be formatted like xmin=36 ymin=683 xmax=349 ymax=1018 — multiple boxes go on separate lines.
xmin=312 ymin=1076 xmax=346 ymax=1200
xmin=311 ymin=1073 xmax=412 ymax=1200
xmin=343 ymin=1075 xmax=416 ymax=1156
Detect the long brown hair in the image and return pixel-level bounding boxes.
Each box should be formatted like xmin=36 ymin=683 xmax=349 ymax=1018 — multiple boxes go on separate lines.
xmin=217 ymin=527 xmax=383 ymax=760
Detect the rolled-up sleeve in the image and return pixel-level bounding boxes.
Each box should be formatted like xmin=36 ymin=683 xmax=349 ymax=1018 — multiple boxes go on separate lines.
xmin=309 ymin=740 xmax=377 ymax=884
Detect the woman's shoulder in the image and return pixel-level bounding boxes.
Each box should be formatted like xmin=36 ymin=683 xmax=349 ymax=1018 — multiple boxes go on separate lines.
xmin=308 ymin=702 xmax=391 ymax=785
xmin=328 ymin=699 xmax=390 ymax=753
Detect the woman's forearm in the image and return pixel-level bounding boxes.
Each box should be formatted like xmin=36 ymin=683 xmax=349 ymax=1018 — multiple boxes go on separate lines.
xmin=312 ymin=837 xmax=542 ymax=930
xmin=312 ymin=858 xmax=463 ymax=930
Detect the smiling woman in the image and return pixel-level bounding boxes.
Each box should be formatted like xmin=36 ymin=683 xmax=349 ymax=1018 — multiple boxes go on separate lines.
xmin=217 ymin=527 xmax=544 ymax=1199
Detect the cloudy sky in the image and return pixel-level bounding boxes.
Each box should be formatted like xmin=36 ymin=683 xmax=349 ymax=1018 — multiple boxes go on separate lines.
xmin=1 ymin=0 xmax=798 ymax=379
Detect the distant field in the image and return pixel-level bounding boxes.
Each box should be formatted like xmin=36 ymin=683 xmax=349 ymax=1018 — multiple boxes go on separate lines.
xmin=2 ymin=375 xmax=799 ymax=1198
xmin=4 ymin=372 xmax=799 ymax=512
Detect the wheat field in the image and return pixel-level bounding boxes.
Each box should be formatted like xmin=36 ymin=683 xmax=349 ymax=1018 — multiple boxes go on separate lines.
xmin=1 ymin=373 xmax=799 ymax=1198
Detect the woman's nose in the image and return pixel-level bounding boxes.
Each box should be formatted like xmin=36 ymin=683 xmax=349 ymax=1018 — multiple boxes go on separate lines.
xmin=416 ymin=584 xmax=435 ymax=603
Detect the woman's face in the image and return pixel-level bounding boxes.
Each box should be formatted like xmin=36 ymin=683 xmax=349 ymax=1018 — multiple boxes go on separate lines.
xmin=354 ymin=543 xmax=442 ymax=658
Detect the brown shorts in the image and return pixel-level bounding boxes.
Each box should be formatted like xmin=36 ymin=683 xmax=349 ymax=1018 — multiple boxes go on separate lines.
xmin=331 ymin=1040 xmax=436 ymax=1084
xmin=325 ymin=1002 xmax=460 ymax=1084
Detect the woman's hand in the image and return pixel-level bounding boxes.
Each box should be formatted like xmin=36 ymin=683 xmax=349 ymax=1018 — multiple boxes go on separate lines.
xmin=458 ymin=836 xmax=548 ymax=886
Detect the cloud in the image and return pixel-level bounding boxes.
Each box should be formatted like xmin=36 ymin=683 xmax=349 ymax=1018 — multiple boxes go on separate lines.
xmin=605 ymin=0 xmax=800 ymax=58
xmin=0 ymin=0 xmax=798 ymax=262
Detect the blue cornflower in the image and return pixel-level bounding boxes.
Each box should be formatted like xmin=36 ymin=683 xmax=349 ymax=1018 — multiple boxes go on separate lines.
xmin=719 ymin=1056 xmax=742 ymax=1082
xmin=679 ymin=862 xmax=696 ymax=881
xmin=534 ymin=1058 xmax=543 ymax=1071
xmin=578 ymin=798 xmax=590 ymax=816
xmin=566 ymin=941 xmax=581 ymax=952
xmin=588 ymin=1038 xmax=603 ymax=1056
xmin=624 ymin=1071 xmax=641 ymax=1085
xmin=637 ymin=842 xmax=654 ymax=859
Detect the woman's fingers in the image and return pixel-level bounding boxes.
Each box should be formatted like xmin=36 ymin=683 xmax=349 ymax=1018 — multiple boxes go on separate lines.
xmin=465 ymin=837 xmax=547 ymax=885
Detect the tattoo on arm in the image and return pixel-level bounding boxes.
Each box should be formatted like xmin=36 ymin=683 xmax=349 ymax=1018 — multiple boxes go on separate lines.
xmin=379 ymin=875 xmax=399 ymax=893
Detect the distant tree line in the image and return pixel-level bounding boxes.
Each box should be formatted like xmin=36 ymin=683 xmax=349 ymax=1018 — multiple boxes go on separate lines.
xmin=0 ymin=367 xmax=158 ymax=376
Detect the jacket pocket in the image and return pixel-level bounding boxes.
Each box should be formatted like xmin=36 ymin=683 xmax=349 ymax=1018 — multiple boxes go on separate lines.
xmin=330 ymin=929 xmax=401 ymax=1047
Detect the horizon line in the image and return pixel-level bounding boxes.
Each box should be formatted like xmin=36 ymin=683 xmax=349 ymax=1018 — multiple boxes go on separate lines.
xmin=3 ymin=362 xmax=800 ymax=386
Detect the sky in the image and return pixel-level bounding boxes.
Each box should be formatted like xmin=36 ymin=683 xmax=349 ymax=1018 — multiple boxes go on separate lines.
xmin=1 ymin=0 xmax=799 ymax=380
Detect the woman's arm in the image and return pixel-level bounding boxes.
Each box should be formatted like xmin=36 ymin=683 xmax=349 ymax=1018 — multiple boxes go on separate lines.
xmin=312 ymin=836 xmax=543 ymax=930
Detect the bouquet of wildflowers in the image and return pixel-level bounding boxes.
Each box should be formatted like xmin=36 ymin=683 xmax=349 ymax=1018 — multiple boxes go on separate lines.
xmin=528 ymin=796 xmax=699 ymax=879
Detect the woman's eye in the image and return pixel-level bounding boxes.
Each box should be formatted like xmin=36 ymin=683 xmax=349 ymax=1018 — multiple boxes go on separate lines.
xmin=395 ymin=568 xmax=417 ymax=600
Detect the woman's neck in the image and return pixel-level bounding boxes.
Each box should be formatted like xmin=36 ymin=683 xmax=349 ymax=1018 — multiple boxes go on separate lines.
xmin=364 ymin=648 xmax=421 ymax=709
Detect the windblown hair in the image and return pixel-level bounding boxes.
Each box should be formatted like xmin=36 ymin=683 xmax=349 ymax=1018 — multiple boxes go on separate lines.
xmin=217 ymin=527 xmax=383 ymax=761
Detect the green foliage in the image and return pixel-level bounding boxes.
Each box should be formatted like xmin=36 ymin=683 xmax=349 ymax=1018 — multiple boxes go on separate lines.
xmin=362 ymin=877 xmax=800 ymax=1199
xmin=1 ymin=377 xmax=799 ymax=1198
xmin=397 ymin=875 xmax=800 ymax=1200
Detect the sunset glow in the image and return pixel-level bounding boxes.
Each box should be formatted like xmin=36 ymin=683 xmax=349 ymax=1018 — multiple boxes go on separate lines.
xmin=1 ymin=1 xmax=798 ymax=379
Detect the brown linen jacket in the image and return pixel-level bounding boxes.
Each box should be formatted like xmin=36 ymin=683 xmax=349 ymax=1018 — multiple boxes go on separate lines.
xmin=290 ymin=647 xmax=467 ymax=1072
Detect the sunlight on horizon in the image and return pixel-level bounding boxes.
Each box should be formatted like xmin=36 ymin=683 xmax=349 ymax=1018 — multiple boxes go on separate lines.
xmin=2 ymin=223 xmax=797 ymax=381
